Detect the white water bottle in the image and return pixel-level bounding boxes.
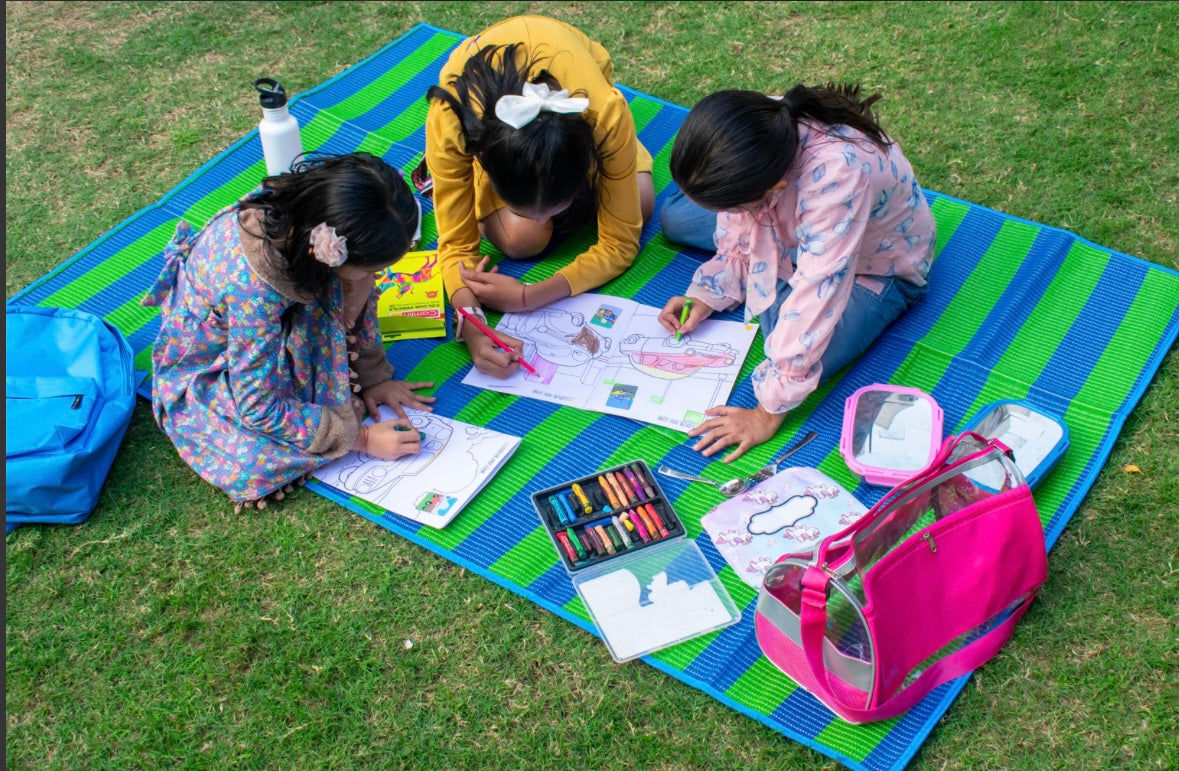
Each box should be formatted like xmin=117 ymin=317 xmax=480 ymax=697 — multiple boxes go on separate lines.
xmin=254 ymin=78 xmax=304 ymax=176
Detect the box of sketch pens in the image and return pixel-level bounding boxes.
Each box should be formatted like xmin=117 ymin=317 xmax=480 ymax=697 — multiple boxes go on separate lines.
xmin=531 ymin=460 xmax=741 ymax=662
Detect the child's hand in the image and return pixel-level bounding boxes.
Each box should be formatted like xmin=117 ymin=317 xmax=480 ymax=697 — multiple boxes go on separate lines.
xmin=658 ymin=296 xmax=713 ymax=336
xmin=361 ymin=380 xmax=436 ymax=421
xmin=465 ymin=324 xmax=525 ymax=379
xmin=688 ymin=404 xmax=787 ymax=463
xmin=363 ymin=420 xmax=423 ymax=460
xmin=460 ymin=257 xmax=525 ymax=311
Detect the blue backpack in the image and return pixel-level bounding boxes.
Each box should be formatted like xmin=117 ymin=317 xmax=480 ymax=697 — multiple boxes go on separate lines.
xmin=5 ymin=305 xmax=137 ymax=532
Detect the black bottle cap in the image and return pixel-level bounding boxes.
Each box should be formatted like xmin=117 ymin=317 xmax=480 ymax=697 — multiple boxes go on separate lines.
xmin=254 ymin=77 xmax=288 ymax=109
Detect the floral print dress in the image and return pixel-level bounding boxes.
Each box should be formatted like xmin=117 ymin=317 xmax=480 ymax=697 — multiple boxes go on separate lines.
xmin=142 ymin=200 xmax=386 ymax=502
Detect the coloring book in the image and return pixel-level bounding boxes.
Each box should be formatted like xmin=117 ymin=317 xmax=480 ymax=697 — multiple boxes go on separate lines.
xmin=313 ymin=406 xmax=520 ymax=529
xmin=461 ymin=294 xmax=759 ymax=431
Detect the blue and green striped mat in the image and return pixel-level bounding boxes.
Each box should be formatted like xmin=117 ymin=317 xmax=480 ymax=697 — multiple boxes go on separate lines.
xmin=10 ymin=24 xmax=1178 ymax=771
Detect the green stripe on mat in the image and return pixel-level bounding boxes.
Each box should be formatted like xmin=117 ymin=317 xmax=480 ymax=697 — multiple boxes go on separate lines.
xmin=489 ymin=527 xmax=560 ymax=588
xmin=724 ymin=655 xmax=801 ymax=714
xmin=38 ymin=219 xmax=178 ymax=310
xmin=929 ymin=197 xmax=970 ymax=256
xmin=650 ymin=134 xmax=676 ymax=195
xmin=1072 ymin=268 xmax=1179 ymax=409
xmin=311 ymin=33 xmax=457 ymax=122
xmin=817 ymin=716 xmax=898 ymax=764
xmin=902 ymin=220 xmax=1041 ymax=393
xmin=628 ymin=95 xmax=663 ymax=135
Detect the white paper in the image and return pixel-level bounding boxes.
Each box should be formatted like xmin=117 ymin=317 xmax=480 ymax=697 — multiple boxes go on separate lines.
xmin=577 ymin=569 xmax=732 ymax=661
xmin=461 ymin=294 xmax=759 ymax=431
xmin=314 ymin=406 xmax=520 ymax=528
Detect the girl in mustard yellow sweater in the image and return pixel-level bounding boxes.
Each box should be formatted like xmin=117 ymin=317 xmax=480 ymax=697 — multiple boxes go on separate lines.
xmin=425 ymin=15 xmax=654 ymax=378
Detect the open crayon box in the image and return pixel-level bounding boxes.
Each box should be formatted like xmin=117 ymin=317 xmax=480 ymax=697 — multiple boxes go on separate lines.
xmin=531 ymin=460 xmax=741 ymax=662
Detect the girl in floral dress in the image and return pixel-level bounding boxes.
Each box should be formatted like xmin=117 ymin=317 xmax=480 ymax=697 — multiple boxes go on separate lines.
xmin=142 ymin=152 xmax=436 ymax=509
xmin=658 ymin=85 xmax=936 ymax=462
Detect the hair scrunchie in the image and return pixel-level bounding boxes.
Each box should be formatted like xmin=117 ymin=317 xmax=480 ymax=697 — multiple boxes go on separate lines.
xmin=495 ymin=82 xmax=589 ymax=129
xmin=309 ymin=222 xmax=348 ymax=267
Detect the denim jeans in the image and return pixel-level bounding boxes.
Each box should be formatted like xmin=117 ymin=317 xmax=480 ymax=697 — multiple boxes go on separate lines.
xmin=659 ymin=187 xmax=720 ymax=253
xmin=760 ymin=274 xmax=928 ymax=382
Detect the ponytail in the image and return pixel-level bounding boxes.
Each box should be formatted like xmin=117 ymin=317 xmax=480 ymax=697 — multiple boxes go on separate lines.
xmin=427 ymin=43 xmax=603 ymax=216
xmin=670 ymin=83 xmax=890 ymax=211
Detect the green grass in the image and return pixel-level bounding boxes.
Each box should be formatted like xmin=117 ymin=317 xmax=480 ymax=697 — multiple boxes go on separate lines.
xmin=6 ymin=1 xmax=1178 ymax=768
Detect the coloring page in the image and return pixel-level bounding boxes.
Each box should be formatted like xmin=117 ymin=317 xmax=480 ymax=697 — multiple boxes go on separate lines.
xmin=314 ymin=406 xmax=520 ymax=529
xmin=461 ymin=294 xmax=759 ymax=431
xmin=701 ymin=467 xmax=869 ymax=588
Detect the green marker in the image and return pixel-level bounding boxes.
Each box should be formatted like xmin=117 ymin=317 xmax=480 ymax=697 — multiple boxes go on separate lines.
xmin=676 ymin=298 xmax=693 ymax=342
xmin=394 ymin=425 xmax=427 ymax=441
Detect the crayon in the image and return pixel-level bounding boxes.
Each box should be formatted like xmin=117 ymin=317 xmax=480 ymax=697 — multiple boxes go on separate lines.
xmin=585 ymin=526 xmax=605 ymax=555
xmin=575 ymin=529 xmax=593 ymax=557
xmin=555 ymin=531 xmax=578 ymax=563
xmin=607 ymin=471 xmax=634 ymax=505
xmin=548 ymin=495 xmax=569 ymax=526
xmin=561 ymin=494 xmax=580 ymax=526
xmin=645 ymin=502 xmax=670 ymax=538
xmin=566 ymin=527 xmax=586 ymax=560
xmin=635 ymin=506 xmax=659 ymax=540
xmin=629 ymin=509 xmax=651 ymax=543
xmin=597 ymin=476 xmax=622 ymax=510
xmin=594 ymin=525 xmax=613 ymax=556
xmin=603 ymin=523 xmax=623 ymax=551
xmin=618 ymin=511 xmax=636 ymax=532
xmin=393 ymin=425 xmax=428 ymax=442
xmin=571 ymin=483 xmax=592 ymax=514
xmin=623 ymin=467 xmax=645 ymax=501
xmin=611 ymin=516 xmax=632 ymax=548
xmin=595 ymin=525 xmax=617 ymax=555
xmin=630 ymin=463 xmax=656 ymax=498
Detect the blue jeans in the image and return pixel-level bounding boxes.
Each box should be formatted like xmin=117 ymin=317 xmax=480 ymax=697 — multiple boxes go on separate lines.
xmin=660 ymin=188 xmax=720 ymax=252
xmin=760 ymin=274 xmax=928 ymax=382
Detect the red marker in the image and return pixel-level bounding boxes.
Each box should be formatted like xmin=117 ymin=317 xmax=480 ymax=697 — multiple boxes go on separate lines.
xmin=455 ymin=307 xmax=538 ymax=376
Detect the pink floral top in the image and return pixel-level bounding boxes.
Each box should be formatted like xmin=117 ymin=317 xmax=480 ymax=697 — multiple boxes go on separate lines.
xmin=686 ymin=119 xmax=936 ymax=413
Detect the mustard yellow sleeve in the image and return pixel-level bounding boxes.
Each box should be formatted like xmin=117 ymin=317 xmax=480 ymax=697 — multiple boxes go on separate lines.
xmin=555 ymin=88 xmax=643 ymax=296
xmin=425 ymin=99 xmax=482 ymax=302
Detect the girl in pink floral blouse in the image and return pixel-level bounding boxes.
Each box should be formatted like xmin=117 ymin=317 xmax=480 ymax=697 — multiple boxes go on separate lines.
xmin=143 ymin=153 xmax=436 ymax=509
xmin=658 ymin=85 xmax=935 ymax=462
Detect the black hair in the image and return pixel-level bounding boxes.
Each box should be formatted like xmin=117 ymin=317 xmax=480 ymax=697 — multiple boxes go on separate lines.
xmin=669 ymin=83 xmax=891 ymax=211
xmin=239 ymin=152 xmax=418 ymax=297
xmin=427 ymin=42 xmax=603 ymax=224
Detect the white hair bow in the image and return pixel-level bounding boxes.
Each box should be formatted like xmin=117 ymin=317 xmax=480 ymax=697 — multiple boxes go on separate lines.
xmin=494 ymin=82 xmax=590 ymax=129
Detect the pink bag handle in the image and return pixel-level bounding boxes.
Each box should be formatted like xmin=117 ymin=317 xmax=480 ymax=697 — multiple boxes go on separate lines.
xmin=815 ymin=432 xmax=1006 ymax=571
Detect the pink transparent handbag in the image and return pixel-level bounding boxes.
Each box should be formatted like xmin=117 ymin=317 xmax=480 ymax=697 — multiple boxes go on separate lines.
xmin=754 ymin=432 xmax=1048 ymax=724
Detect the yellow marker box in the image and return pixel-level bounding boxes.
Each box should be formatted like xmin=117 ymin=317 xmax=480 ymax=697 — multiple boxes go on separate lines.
xmin=374 ymin=249 xmax=446 ymax=342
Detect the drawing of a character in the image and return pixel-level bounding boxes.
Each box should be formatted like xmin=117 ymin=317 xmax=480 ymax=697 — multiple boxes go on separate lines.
xmin=782 ymin=525 xmax=821 ymax=543
xmin=805 ymin=483 xmax=842 ymax=499
xmin=374 ymin=253 xmax=438 ymax=297
xmin=741 ymin=488 xmax=779 ymax=506
xmin=713 ymin=528 xmax=753 ymax=547
xmin=746 ymin=556 xmax=775 ymax=575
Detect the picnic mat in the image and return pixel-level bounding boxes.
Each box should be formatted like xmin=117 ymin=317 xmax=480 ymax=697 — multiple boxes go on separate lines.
xmin=10 ymin=23 xmax=1179 ymax=771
